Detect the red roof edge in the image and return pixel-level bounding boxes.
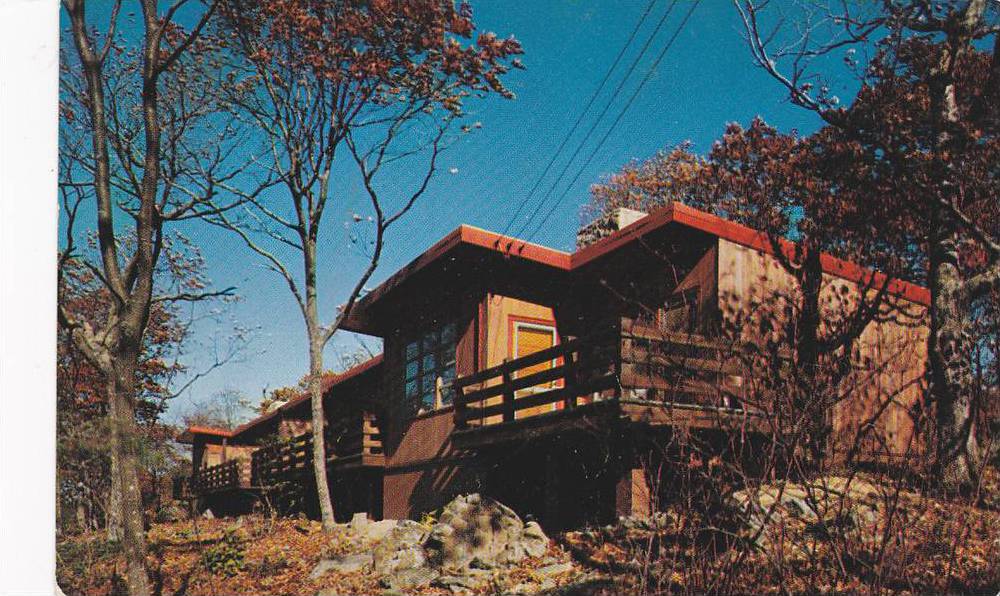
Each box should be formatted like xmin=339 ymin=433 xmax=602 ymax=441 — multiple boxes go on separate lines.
xmin=228 ymin=354 xmax=385 ymax=439
xmin=177 ymin=425 xmax=233 ymax=444
xmin=573 ymin=202 xmax=931 ymax=306
xmin=347 ymin=225 xmax=571 ymax=321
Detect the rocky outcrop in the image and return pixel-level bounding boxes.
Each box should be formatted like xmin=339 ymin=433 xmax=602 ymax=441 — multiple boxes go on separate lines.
xmin=310 ymin=494 xmax=556 ymax=592
xmin=727 ymin=476 xmax=886 ymax=553
xmin=424 ymin=493 xmax=546 ymax=572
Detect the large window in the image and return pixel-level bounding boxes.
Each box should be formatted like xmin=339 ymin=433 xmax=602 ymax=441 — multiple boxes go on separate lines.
xmin=404 ymin=320 xmax=457 ymax=411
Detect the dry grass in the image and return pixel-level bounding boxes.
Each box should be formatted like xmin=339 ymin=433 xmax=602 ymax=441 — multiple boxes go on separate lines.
xmin=56 ymin=515 xmax=588 ymax=596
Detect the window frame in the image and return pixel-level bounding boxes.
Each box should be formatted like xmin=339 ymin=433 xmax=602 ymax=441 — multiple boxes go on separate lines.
xmin=402 ymin=320 xmax=457 ymax=411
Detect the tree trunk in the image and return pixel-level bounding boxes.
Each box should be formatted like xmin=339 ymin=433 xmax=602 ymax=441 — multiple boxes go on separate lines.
xmin=928 ymin=217 xmax=981 ymax=492
xmin=309 ymin=336 xmax=337 ymax=530
xmin=107 ymin=393 xmax=123 ymax=541
xmin=796 ymin=250 xmax=829 ymax=467
xmin=108 ymin=356 xmax=153 ymax=595
xmin=926 ymin=32 xmax=982 ymax=492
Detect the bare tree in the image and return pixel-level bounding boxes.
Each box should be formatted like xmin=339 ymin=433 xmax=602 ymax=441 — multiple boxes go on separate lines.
xmin=58 ymin=0 xmax=259 ymax=591
xmin=210 ymin=0 xmax=523 ymax=530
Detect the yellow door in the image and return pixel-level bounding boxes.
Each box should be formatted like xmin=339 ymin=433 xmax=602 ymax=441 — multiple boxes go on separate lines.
xmin=514 ymin=324 xmax=557 ymax=418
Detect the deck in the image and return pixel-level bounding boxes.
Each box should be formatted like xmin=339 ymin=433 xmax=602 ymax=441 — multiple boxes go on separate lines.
xmin=186 ymin=322 xmax=765 ymax=495
xmin=187 ymin=412 xmax=383 ymax=495
xmin=452 ymin=319 xmax=764 ymax=446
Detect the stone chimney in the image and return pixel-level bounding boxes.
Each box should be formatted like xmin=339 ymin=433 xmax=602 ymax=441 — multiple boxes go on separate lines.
xmin=576 ymin=207 xmax=648 ymax=249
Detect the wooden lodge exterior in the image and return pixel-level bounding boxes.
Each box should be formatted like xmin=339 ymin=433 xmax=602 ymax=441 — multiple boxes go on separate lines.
xmin=179 ymin=203 xmax=929 ymax=528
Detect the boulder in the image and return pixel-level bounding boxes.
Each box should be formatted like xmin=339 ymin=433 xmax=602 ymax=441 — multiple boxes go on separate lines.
xmin=424 ymin=493 xmax=545 ymax=572
xmin=356 ymin=519 xmax=397 ymax=541
xmin=535 ymin=561 xmax=574 ymax=577
xmin=372 ymin=520 xmax=431 ymax=576
xmin=727 ymin=476 xmax=886 ymax=551
xmin=156 ymin=503 xmax=187 ymax=523
xmin=379 ymin=566 xmax=439 ymax=591
xmin=522 ymin=521 xmax=549 ymax=558
xmin=433 ymin=572 xmax=490 ymax=595
xmin=349 ymin=512 xmax=369 ymax=531
xmin=310 ymin=552 xmax=373 ymax=579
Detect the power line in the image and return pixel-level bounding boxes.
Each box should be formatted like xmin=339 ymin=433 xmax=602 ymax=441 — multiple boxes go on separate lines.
xmin=498 ymin=0 xmax=669 ymax=238
xmin=524 ymin=0 xmax=701 ymax=244
xmin=512 ymin=0 xmax=680 ymax=239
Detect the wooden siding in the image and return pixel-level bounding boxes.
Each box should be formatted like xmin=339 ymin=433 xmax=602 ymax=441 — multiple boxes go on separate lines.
xmin=716 ymin=238 xmax=928 ymax=457
xmin=382 ymin=408 xmax=478 ymax=519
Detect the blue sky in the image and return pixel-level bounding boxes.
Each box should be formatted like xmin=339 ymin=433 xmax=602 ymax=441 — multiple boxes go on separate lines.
xmin=64 ymin=1 xmax=857 ymax=424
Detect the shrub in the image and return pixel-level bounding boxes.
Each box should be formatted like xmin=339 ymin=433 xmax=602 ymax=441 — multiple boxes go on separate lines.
xmin=201 ymin=528 xmax=246 ymax=577
xmin=57 ymin=539 xmax=122 ymax=580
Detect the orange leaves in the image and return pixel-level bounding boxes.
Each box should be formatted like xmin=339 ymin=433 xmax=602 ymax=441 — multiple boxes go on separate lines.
xmin=221 ymin=0 xmax=523 ymax=115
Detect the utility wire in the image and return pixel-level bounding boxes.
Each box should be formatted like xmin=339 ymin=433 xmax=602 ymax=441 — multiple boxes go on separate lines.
xmin=524 ymin=0 xmax=701 ymax=244
xmin=511 ymin=0 xmax=681 ymax=239
xmin=499 ymin=0 xmax=659 ymax=238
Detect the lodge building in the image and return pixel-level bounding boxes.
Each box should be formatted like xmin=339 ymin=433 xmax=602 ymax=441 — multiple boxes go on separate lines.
xmin=179 ymin=203 xmax=928 ymax=528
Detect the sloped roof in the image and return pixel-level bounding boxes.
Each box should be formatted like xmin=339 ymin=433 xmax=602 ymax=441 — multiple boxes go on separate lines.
xmin=347 ymin=202 xmax=930 ymax=316
xmin=181 ymin=354 xmax=384 ymax=443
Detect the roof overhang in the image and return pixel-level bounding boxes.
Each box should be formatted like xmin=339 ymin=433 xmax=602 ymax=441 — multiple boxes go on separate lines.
xmin=177 ymin=426 xmax=233 ymax=444
xmin=572 ymin=202 xmax=930 ymax=306
xmin=342 ymin=225 xmax=572 ymax=335
xmin=225 ymin=355 xmax=385 ymax=442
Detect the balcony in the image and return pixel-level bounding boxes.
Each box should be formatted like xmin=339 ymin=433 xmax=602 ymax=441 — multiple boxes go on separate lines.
xmin=188 ymin=412 xmax=383 ymax=495
xmin=249 ymin=412 xmax=384 ymax=489
xmin=192 ymin=459 xmax=251 ymax=494
xmin=452 ymin=318 xmax=762 ymax=445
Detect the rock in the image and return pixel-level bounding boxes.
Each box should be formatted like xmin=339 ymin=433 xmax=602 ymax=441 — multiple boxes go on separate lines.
xmin=727 ymin=476 xmax=887 ymax=550
xmin=357 ymin=519 xmax=397 ymax=541
xmin=309 ymin=552 xmax=373 ymax=579
xmin=522 ymin=521 xmax=549 ymax=558
xmin=372 ymin=520 xmax=430 ymax=575
xmin=380 ymin=566 xmax=439 ymax=591
xmin=424 ymin=493 xmax=537 ymax=572
xmin=434 ymin=573 xmax=486 ymax=595
xmin=433 ymin=569 xmax=492 ymax=592
xmin=535 ymin=561 xmax=574 ymax=577
xmin=349 ymin=512 xmax=369 ymax=530
xmin=156 ymin=503 xmax=186 ymax=523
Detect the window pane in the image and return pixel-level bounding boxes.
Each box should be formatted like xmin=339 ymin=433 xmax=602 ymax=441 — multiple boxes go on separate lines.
xmin=422 ymin=353 xmax=435 ymax=372
xmin=405 ymin=341 xmax=419 ymax=361
xmin=422 ymin=330 xmax=438 ymax=351
xmin=405 ymin=360 xmax=419 ymax=381
xmin=440 ymin=385 xmax=454 ymax=406
xmin=440 ymin=321 xmax=456 ymax=343
xmin=421 ymin=375 xmax=436 ymax=395
xmin=440 ymin=367 xmax=455 ymax=384
xmin=405 ymin=379 xmax=419 ymax=398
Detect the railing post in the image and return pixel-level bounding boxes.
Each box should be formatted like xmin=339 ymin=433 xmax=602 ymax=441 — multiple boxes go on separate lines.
xmin=563 ymin=346 xmax=578 ymax=410
xmin=454 ymin=382 xmax=468 ymax=430
xmin=502 ymin=359 xmax=515 ymax=423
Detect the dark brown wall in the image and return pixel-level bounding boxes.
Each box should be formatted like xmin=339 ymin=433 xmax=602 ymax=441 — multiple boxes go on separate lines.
xmin=381 ymin=408 xmax=480 ymax=519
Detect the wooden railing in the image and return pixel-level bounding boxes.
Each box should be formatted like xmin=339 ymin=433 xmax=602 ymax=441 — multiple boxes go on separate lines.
xmin=251 ymin=432 xmax=314 ymax=488
xmin=453 ymin=333 xmax=618 ymax=429
xmin=336 ymin=412 xmax=383 ymax=457
xmin=193 ymin=459 xmax=250 ymax=493
xmin=249 ymin=413 xmax=382 ymax=488
xmin=619 ymin=320 xmax=746 ymax=409
xmin=453 ymin=322 xmax=756 ymax=431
